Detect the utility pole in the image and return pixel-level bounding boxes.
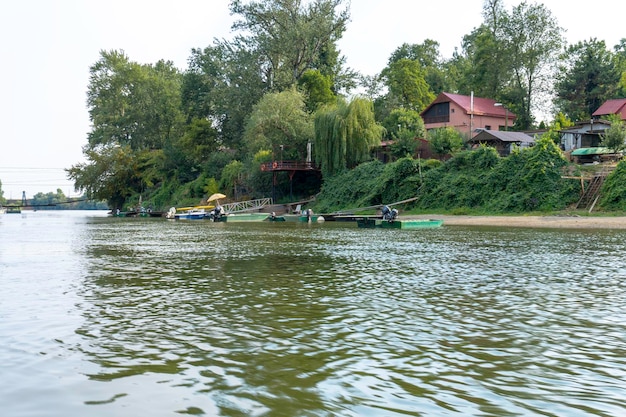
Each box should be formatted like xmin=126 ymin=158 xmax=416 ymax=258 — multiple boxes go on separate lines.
xmin=494 ymin=103 xmax=509 ymax=131
xmin=470 ymin=91 xmax=474 ymax=139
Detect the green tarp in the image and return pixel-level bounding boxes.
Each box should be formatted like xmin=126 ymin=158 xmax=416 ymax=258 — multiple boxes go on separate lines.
xmin=570 ymin=147 xmax=613 ymax=156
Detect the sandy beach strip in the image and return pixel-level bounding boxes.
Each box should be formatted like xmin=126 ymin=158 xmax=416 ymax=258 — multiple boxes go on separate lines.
xmin=407 ymin=214 xmax=626 ymax=230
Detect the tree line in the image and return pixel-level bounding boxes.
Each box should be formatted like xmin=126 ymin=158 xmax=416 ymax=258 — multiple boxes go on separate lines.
xmin=66 ymin=0 xmax=626 ymax=210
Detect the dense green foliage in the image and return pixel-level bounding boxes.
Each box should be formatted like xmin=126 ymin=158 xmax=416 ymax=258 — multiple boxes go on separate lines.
xmin=555 ymin=39 xmax=622 ymax=121
xmin=313 ymin=160 xmax=386 ymax=213
xmin=599 ymin=161 xmax=626 ymax=210
xmin=314 ymin=157 xmax=443 ymax=213
xmin=314 ymin=138 xmax=582 ymax=214
xmin=382 ymin=108 xmax=427 ymax=159
xmin=57 ymin=0 xmax=626 ymax=213
xmin=418 ymin=137 xmax=580 ymax=212
xmin=243 ymin=88 xmax=313 ymax=160
xmin=313 ymin=97 xmax=384 ymax=177
xmin=600 ymin=116 xmax=626 ymax=154
xmin=428 ymin=127 xmax=464 ymax=157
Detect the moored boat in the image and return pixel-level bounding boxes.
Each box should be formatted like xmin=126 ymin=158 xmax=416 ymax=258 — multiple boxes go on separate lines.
xmin=213 ymin=212 xmax=270 ymax=222
xmin=266 ymin=212 xmax=286 ymax=222
xmin=167 ymin=206 xmax=213 ymax=220
xmin=282 ymin=209 xmax=324 ymax=223
xmin=357 ymin=218 xmax=444 ymax=229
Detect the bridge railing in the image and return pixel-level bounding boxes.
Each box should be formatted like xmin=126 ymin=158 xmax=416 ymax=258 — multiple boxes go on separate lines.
xmin=260 ymin=161 xmax=317 ymax=171
xmin=222 ymin=197 xmax=273 ymax=213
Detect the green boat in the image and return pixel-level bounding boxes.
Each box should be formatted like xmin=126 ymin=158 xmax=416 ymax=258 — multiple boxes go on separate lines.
xmin=266 ymin=214 xmax=286 ymax=222
xmin=282 ymin=210 xmax=324 ymax=222
xmin=214 ymin=212 xmax=271 ymax=222
xmin=110 ymin=210 xmax=138 ymax=217
xmin=357 ymin=218 xmax=443 ymax=229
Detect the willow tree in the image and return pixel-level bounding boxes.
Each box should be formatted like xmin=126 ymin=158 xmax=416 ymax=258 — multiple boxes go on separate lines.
xmin=314 ymin=97 xmax=384 ymax=177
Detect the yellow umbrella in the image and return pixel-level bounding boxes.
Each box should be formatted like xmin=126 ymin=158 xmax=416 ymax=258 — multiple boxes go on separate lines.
xmin=207 ymin=193 xmax=226 ymax=202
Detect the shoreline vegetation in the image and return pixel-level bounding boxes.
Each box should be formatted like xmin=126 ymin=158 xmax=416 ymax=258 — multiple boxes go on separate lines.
xmin=406 ymin=214 xmax=626 ymax=230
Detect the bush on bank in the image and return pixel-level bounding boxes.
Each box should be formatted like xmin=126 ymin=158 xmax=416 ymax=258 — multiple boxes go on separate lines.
xmin=599 ymin=161 xmax=626 ymax=210
xmin=315 ymin=137 xmax=587 ymax=214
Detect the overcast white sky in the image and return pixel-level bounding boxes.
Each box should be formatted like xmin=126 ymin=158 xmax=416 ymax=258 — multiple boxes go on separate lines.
xmin=1 ymin=0 xmax=623 ymax=198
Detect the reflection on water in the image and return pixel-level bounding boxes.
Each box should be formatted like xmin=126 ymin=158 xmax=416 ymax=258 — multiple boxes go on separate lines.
xmin=2 ymin=211 xmax=626 ymax=416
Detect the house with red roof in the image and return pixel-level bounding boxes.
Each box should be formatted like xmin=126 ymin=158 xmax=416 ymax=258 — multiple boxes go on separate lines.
xmin=592 ymin=98 xmax=626 ymax=120
xmin=420 ymin=92 xmax=515 ymax=139
xmin=559 ymin=98 xmax=626 ymax=153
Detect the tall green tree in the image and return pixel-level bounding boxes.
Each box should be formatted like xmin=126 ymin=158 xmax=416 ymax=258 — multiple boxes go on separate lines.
xmin=176 ymin=118 xmax=221 ymax=174
xmin=452 ymin=0 xmax=508 ymax=99
xmin=381 ymin=58 xmax=435 ymax=112
xmin=67 ymin=144 xmax=141 ymax=209
xmin=453 ymin=0 xmax=563 ymax=129
xmin=613 ymin=39 xmax=626 ymax=97
xmin=298 ymin=69 xmax=336 ymax=111
xmin=183 ymin=42 xmax=266 ymax=150
xmin=387 ymin=40 xmax=451 ymax=95
xmin=555 ymin=38 xmax=621 ymax=121
xmin=501 ymin=2 xmax=564 ymax=128
xmin=229 ymin=0 xmax=350 ymax=91
xmin=87 ymin=50 xmax=184 ymax=151
xmin=459 ymin=25 xmax=503 ymax=98
xmin=314 ymin=97 xmax=384 ymax=176
xmin=243 ymin=88 xmax=314 ymax=161
xmin=71 ymin=50 xmax=185 ymax=205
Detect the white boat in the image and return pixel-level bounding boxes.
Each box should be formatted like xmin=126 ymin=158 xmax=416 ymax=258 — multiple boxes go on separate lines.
xmin=166 ymin=206 xmax=212 ymax=220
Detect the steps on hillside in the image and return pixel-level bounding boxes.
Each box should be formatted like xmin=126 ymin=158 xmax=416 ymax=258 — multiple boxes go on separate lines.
xmin=575 ymin=166 xmax=615 ymax=211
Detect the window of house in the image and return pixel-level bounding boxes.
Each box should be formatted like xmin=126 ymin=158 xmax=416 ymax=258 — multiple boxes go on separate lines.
xmin=423 ymin=102 xmax=450 ymax=124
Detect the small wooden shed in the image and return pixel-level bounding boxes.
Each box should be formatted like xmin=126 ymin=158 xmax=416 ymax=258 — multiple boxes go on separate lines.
xmin=468 ymin=130 xmax=535 ymax=156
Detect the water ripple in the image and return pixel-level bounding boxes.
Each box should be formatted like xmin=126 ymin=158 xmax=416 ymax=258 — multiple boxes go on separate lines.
xmin=3 ymin=214 xmax=626 ymax=416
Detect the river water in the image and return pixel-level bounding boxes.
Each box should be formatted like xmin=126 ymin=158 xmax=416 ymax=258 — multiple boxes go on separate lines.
xmin=1 ymin=210 xmax=625 ymax=417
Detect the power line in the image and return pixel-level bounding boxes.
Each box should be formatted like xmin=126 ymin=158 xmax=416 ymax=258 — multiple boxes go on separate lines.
xmin=0 ymin=167 xmax=70 ymax=170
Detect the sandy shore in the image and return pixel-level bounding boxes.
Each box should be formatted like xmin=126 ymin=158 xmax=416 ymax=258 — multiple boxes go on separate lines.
xmin=407 ymin=214 xmax=626 ymax=230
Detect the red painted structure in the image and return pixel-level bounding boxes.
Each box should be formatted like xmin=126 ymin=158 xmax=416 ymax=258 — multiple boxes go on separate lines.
xmin=261 ymin=161 xmax=319 ymax=202
xmin=260 ymin=161 xmax=318 ymax=172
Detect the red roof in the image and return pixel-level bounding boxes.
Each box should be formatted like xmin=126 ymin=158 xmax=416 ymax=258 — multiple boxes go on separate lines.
xmin=422 ymin=92 xmax=516 ymax=119
xmin=592 ymin=99 xmax=626 ymax=117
